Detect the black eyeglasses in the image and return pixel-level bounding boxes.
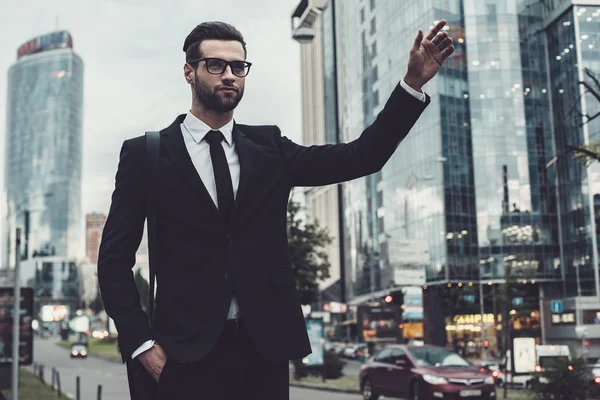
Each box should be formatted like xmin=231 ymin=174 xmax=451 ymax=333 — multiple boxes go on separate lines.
xmin=188 ymin=57 xmax=252 ymax=77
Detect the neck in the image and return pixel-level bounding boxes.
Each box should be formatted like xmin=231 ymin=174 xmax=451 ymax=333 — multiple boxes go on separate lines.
xmin=190 ymin=103 xmax=233 ymax=130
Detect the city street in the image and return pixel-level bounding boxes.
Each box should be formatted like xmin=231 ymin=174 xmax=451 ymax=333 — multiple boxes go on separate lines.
xmin=30 ymin=337 xmax=363 ymax=400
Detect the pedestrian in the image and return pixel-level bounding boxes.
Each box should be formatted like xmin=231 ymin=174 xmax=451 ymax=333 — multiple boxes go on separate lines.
xmin=98 ymin=20 xmax=453 ymax=399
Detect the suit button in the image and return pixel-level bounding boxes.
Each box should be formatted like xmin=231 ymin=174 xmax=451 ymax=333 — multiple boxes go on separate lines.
xmin=224 ymin=272 xmax=231 ymax=282
xmin=226 ymin=234 xmax=232 ymax=243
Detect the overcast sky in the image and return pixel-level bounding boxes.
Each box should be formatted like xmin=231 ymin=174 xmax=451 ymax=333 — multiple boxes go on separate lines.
xmin=0 ymin=0 xmax=303 ymax=258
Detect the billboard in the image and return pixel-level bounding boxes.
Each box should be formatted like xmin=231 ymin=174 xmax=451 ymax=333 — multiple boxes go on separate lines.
xmin=41 ymin=305 xmax=69 ymax=322
xmin=17 ymin=31 xmax=73 ymax=59
xmin=513 ymin=337 xmax=537 ymax=374
xmin=387 ymin=239 xmax=430 ymax=265
xmin=0 ymin=287 xmax=34 ymax=365
xmin=304 ymin=319 xmax=324 ymax=366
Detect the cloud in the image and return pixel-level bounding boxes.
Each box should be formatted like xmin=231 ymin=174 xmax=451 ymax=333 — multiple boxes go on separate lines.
xmin=0 ymin=0 xmax=303 ymax=259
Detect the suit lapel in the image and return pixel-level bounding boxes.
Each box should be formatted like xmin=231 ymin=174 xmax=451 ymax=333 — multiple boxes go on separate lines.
xmin=161 ymin=115 xmax=219 ymax=214
xmin=230 ymin=123 xmax=257 ymax=223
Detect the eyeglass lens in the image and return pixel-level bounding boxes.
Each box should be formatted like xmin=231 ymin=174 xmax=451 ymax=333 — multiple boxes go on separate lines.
xmin=206 ymin=59 xmax=249 ymax=77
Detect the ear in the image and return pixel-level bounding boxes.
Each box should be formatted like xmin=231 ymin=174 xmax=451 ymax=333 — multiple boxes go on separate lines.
xmin=183 ymin=64 xmax=194 ymax=84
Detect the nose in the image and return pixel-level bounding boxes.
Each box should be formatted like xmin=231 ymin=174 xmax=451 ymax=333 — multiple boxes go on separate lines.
xmin=221 ymin=65 xmax=236 ymax=83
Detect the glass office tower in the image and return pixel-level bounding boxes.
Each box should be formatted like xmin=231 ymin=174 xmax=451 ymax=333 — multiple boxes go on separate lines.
xmin=3 ymin=31 xmax=84 ymax=268
xmin=333 ymin=0 xmax=600 ymax=351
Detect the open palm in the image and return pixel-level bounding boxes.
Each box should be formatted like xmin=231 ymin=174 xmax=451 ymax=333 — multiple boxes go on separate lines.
xmin=405 ymin=20 xmax=454 ymax=90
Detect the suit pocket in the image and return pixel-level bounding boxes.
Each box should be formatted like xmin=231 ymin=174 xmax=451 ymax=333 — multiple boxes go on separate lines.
xmin=269 ymin=266 xmax=295 ymax=287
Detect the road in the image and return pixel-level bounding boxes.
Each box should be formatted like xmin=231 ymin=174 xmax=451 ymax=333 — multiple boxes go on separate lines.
xmin=30 ymin=337 xmax=363 ymax=400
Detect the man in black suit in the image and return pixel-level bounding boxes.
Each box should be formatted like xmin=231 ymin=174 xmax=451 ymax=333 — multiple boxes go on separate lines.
xmin=98 ymin=20 xmax=453 ymax=399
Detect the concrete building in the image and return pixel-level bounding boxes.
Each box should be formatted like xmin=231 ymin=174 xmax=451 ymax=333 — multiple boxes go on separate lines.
xmin=291 ymin=0 xmax=344 ymax=302
xmin=3 ymin=31 xmax=84 ymax=268
xmin=85 ymin=213 xmax=106 ymax=264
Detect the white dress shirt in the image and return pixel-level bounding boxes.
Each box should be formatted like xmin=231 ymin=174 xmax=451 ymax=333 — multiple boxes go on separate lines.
xmin=131 ymin=80 xmax=425 ymax=359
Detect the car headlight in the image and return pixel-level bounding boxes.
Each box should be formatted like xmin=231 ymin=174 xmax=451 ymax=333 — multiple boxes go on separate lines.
xmin=423 ymin=374 xmax=449 ymax=385
xmin=484 ymin=376 xmax=495 ymax=384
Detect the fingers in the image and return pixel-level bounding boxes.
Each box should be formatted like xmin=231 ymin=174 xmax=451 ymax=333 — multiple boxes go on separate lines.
xmin=425 ymin=19 xmax=447 ymax=41
xmin=438 ymin=37 xmax=453 ymax=50
xmin=431 ymin=31 xmax=448 ymax=46
xmin=441 ymin=45 xmax=455 ymax=60
xmin=412 ymin=29 xmax=423 ymax=52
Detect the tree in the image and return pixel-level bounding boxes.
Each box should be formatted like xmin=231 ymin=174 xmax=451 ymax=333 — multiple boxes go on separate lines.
xmin=134 ymin=267 xmax=150 ymax=313
xmin=287 ymin=199 xmax=333 ymax=305
xmin=568 ymin=68 xmax=600 ymax=162
xmin=89 ymin=288 xmax=104 ymax=313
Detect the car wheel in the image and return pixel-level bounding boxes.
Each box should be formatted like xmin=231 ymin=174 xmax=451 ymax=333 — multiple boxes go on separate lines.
xmin=361 ymin=378 xmax=379 ymax=400
xmin=411 ymin=381 xmax=421 ymax=400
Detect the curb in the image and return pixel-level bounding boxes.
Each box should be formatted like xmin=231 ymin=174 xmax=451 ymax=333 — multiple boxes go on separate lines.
xmin=289 ymin=381 xmax=360 ymax=394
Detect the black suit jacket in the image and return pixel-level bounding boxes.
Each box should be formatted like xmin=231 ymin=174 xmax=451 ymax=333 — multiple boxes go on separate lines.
xmin=97 ymin=83 xmax=429 ymax=364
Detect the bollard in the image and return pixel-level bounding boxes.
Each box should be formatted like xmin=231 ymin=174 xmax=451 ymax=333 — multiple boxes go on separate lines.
xmin=51 ymin=367 xmax=56 ymax=391
xmin=76 ymin=376 xmax=80 ymax=400
xmin=40 ymin=364 xmax=45 ymax=383
xmin=97 ymin=384 xmax=102 ymax=400
xmin=56 ymin=370 xmax=62 ymax=398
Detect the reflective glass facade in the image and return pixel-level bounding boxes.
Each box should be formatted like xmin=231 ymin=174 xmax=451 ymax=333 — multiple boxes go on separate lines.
xmin=546 ymin=4 xmax=600 ymax=296
xmin=335 ymin=0 xmax=600 ymax=307
xmin=3 ymin=36 xmax=84 ymax=268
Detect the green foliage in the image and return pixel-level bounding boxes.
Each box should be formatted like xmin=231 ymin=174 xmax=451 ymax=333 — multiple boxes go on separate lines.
xmin=287 ymin=200 xmax=333 ymax=305
xmin=531 ymin=357 xmax=593 ymax=400
xmin=571 ymin=141 xmax=600 ymax=164
xmin=89 ymin=287 xmax=104 ymax=313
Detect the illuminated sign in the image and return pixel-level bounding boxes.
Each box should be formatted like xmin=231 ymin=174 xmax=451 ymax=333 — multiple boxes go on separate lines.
xmin=0 ymin=287 xmax=34 ymax=365
xmin=17 ymin=31 xmax=73 ymax=60
xmin=452 ymin=313 xmax=500 ymax=325
xmin=551 ymin=312 xmax=575 ymax=325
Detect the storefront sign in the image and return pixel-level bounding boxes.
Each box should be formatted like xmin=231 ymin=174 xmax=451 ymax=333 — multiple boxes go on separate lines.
xmin=551 ymin=312 xmax=575 ymax=325
xmin=453 ymin=313 xmax=498 ymax=325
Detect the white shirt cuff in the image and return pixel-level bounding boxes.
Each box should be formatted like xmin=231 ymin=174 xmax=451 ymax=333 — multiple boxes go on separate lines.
xmin=131 ymin=340 xmax=155 ymax=359
xmin=400 ymin=79 xmax=426 ymax=102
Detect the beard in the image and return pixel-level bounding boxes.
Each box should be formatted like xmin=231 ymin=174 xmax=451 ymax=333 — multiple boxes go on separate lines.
xmin=194 ymin=74 xmax=244 ymax=113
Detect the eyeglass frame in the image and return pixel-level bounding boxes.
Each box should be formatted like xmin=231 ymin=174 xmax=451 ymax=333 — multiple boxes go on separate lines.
xmin=187 ymin=57 xmax=252 ymax=77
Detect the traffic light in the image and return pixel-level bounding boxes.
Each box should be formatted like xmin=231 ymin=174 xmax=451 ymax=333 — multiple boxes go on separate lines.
xmin=385 ymin=295 xmax=393 ymax=303
xmin=483 ymin=340 xmax=489 ymax=349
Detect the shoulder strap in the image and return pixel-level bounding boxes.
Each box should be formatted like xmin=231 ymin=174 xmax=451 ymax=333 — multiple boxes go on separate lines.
xmin=145 ymin=131 xmax=160 ymax=323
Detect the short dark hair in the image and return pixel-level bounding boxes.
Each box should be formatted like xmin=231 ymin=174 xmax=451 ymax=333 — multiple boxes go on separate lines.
xmin=183 ymin=21 xmax=247 ymax=68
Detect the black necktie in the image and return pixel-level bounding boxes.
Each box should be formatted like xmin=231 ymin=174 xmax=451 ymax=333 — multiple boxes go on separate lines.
xmin=205 ymin=130 xmax=234 ymax=220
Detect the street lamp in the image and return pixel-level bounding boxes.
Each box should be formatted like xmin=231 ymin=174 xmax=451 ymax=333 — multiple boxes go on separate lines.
xmin=6 ymin=191 xmax=52 ymax=399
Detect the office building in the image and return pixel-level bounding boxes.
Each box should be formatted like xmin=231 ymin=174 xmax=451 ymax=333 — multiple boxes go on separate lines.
xmin=302 ymin=0 xmax=600 ymax=356
xmin=3 ymin=31 xmax=84 ymax=267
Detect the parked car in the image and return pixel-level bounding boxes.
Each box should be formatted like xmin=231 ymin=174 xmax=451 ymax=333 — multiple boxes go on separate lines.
xmin=359 ymin=344 xmax=496 ymax=400
xmin=343 ymin=344 xmax=368 ymax=360
xmin=70 ymin=342 xmax=88 ymax=358
xmin=588 ymin=359 xmax=600 ymax=397
xmin=473 ymin=360 xmax=501 ymax=385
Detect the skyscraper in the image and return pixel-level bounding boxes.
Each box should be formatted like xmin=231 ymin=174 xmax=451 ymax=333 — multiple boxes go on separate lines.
xmin=291 ymin=0 xmax=344 ymax=302
xmin=3 ymin=31 xmax=84 ymax=267
xmin=304 ymin=0 xmax=600 ymax=355
xmin=86 ymin=213 xmax=106 ymax=264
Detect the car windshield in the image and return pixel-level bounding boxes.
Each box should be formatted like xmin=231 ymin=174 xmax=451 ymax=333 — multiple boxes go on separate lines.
xmin=408 ymin=347 xmax=472 ymax=367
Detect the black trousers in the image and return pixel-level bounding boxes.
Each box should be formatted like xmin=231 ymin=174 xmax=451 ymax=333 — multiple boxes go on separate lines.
xmin=157 ymin=319 xmax=289 ymax=399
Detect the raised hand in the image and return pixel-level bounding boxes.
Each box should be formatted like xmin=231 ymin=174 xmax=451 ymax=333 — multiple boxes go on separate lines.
xmin=403 ymin=20 xmax=455 ymax=92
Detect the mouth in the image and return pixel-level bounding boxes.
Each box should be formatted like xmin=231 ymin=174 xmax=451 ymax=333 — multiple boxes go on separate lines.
xmin=219 ymin=87 xmax=237 ymax=93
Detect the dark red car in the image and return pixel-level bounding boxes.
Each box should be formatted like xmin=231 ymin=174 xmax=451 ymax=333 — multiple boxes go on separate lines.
xmin=359 ymin=344 xmax=496 ymax=400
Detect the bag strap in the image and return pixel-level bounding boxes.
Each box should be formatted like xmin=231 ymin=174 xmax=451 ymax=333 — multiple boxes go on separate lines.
xmin=145 ymin=131 xmax=160 ymax=323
